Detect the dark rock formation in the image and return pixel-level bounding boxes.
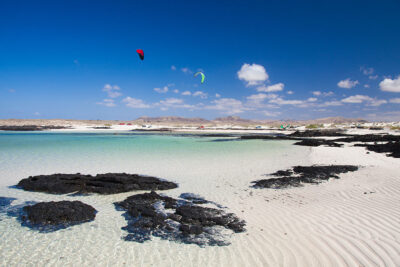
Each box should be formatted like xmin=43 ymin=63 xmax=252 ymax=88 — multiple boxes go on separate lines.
xmin=17 ymin=173 xmax=178 ymax=195
xmin=335 ymin=134 xmax=400 ymax=143
xmin=289 ymin=130 xmax=348 ymax=137
xmin=0 ymin=125 xmax=69 ymax=131
xmin=293 ymin=139 xmax=342 ymax=147
xmin=21 ymin=201 xmax=96 ymax=231
xmin=115 ymin=191 xmax=245 ymax=246
xmin=354 ymin=142 xmax=400 ymax=158
xmin=252 ymin=165 xmax=359 ymax=189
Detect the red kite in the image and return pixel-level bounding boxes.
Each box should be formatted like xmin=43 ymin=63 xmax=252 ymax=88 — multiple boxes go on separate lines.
xmin=136 ymin=49 xmax=144 ymax=60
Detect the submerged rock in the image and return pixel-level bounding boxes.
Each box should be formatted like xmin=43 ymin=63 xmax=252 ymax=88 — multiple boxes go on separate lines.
xmin=17 ymin=173 xmax=178 ymax=195
xmin=0 ymin=197 xmax=16 ymax=215
xmin=22 ymin=201 xmax=96 ymax=231
xmin=115 ymin=191 xmax=245 ymax=246
xmin=252 ymin=165 xmax=359 ymax=189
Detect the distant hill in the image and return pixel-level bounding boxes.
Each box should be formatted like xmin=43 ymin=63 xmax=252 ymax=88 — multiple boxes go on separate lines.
xmin=0 ymin=116 xmax=370 ymax=127
xmin=133 ymin=116 xmax=210 ymax=125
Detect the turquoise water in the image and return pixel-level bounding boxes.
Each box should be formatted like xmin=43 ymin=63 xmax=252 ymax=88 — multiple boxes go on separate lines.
xmin=0 ymin=131 xmax=311 ymax=266
xmin=0 ymin=132 xmax=309 ymax=187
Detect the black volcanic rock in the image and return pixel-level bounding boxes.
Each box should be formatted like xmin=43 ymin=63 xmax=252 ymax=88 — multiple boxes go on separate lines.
xmin=335 ymin=134 xmax=400 ymax=143
xmin=293 ymin=139 xmax=342 ymax=147
xmin=17 ymin=173 xmax=178 ymax=195
xmin=252 ymin=165 xmax=359 ymax=189
xmin=0 ymin=125 xmax=69 ymax=131
xmin=354 ymin=142 xmax=400 ymax=158
xmin=22 ymin=201 xmax=96 ymax=229
xmin=289 ymin=130 xmax=348 ymax=137
xmin=114 ymin=191 xmax=245 ymax=246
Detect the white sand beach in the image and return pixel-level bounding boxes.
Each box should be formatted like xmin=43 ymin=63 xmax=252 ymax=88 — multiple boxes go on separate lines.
xmin=0 ymin=128 xmax=399 ymax=267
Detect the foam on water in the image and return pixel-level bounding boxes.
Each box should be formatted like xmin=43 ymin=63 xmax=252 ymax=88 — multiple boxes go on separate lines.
xmin=0 ymin=131 xmax=311 ymax=266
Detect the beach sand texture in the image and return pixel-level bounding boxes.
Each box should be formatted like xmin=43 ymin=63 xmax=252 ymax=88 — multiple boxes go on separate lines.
xmin=0 ymin=132 xmax=399 ymax=266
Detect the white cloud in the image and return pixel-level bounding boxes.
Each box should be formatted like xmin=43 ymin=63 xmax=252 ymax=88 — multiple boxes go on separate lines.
xmin=181 ymin=91 xmax=191 ymax=96
xmin=287 ymin=90 xmax=294 ymax=95
xmin=122 ymin=97 xmax=150 ymax=108
xmin=97 ymin=98 xmax=116 ymax=107
xmin=323 ymin=91 xmax=334 ymax=96
xmin=102 ymin=84 xmax=122 ymax=98
xmin=369 ymin=99 xmax=387 ymax=106
xmin=337 ymin=78 xmax=359 ymax=89
xmin=237 ymin=63 xmax=269 ymax=86
xmin=154 ymin=86 xmax=169 ymax=93
xmin=206 ymin=98 xmax=247 ymax=114
xmin=341 ymin=94 xmax=387 ymax=106
xmin=379 ymin=76 xmax=400 ymax=92
xmin=269 ymin=97 xmax=304 ymax=105
xmin=314 ymin=91 xmax=334 ymax=97
xmin=173 ymin=89 xmax=179 ymax=93
xmin=257 ymin=82 xmax=284 ymax=92
xmin=263 ymin=111 xmax=281 ymax=117
xmin=341 ymin=95 xmax=373 ymax=103
xmin=181 ymin=67 xmax=192 ymax=74
xmin=34 ymin=112 xmax=40 ymax=116
xmin=312 ymin=91 xmax=321 ymax=96
xmin=320 ymin=100 xmax=342 ymax=107
xmin=171 ymin=65 xmax=176 ymax=71
xmin=360 ymin=66 xmax=374 ymax=75
xmin=369 ymin=75 xmax=378 ymax=80
xmin=215 ymin=93 xmax=221 ymax=98
xmin=159 ymin=98 xmax=183 ymax=105
xmin=193 ymin=91 xmax=208 ymax=99
xmin=307 ymin=97 xmax=317 ymax=102
xmin=389 ymin=98 xmax=400 ymax=103
xmin=364 ymin=84 xmax=370 ymax=88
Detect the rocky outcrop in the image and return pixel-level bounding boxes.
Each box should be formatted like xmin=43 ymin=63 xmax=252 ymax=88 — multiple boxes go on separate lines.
xmin=293 ymin=139 xmax=342 ymax=147
xmin=17 ymin=173 xmax=178 ymax=195
xmin=289 ymin=130 xmax=348 ymax=137
xmin=22 ymin=201 xmax=96 ymax=230
xmin=0 ymin=125 xmax=69 ymax=131
xmin=252 ymin=165 xmax=359 ymax=189
xmin=354 ymin=142 xmax=400 ymax=158
xmin=115 ymin=191 xmax=245 ymax=246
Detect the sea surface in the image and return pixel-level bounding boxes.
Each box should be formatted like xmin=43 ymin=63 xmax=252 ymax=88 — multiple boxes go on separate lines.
xmin=0 ymin=131 xmax=311 ymax=266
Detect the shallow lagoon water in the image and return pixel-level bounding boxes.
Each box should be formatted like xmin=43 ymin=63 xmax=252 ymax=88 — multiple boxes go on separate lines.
xmin=0 ymin=131 xmax=311 ymax=266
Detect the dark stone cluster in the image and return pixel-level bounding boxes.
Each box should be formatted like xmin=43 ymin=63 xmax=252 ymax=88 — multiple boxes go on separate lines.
xmin=0 ymin=125 xmax=69 ymax=131
xmin=252 ymin=165 xmax=359 ymax=189
xmin=114 ymin=191 xmax=246 ymax=246
xmin=21 ymin=201 xmax=96 ymax=231
xmin=17 ymin=173 xmax=178 ymax=195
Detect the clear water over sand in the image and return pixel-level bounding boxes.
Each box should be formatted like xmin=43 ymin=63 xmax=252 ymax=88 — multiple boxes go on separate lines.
xmin=0 ymin=132 xmax=310 ymax=266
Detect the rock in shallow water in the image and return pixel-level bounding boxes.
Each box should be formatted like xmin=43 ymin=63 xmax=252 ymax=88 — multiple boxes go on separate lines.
xmin=22 ymin=201 xmax=96 ymax=231
xmin=114 ymin=191 xmax=245 ymax=246
xmin=252 ymin=165 xmax=359 ymax=189
xmin=17 ymin=173 xmax=178 ymax=195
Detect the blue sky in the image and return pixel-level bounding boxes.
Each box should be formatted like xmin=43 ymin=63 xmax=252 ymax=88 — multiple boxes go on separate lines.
xmin=1 ymin=0 xmax=400 ymax=121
